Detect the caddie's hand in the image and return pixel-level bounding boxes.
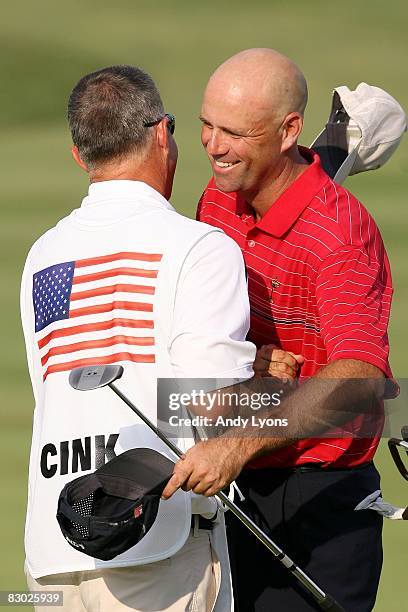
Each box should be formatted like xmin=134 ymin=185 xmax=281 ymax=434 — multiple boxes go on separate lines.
xmin=161 ymin=438 xmax=246 ymax=499
xmin=253 ymin=344 xmax=304 ymax=381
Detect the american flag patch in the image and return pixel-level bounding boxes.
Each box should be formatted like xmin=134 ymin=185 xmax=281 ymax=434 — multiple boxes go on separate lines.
xmin=33 ymin=251 xmax=162 ymax=380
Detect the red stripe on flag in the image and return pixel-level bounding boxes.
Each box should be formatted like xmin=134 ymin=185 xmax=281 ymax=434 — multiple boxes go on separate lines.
xmin=69 ymin=301 xmax=153 ymax=318
xmin=43 ymin=352 xmax=155 ymax=380
xmin=38 ymin=318 xmax=154 ymax=350
xmin=72 ymin=267 xmax=158 ymax=285
xmin=75 ymin=252 xmax=162 ymax=267
xmin=70 ymin=284 xmax=155 ymax=301
xmin=41 ymin=335 xmax=155 ymax=366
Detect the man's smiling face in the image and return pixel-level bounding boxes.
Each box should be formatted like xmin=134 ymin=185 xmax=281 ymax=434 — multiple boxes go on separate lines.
xmin=200 ymin=77 xmax=284 ymax=199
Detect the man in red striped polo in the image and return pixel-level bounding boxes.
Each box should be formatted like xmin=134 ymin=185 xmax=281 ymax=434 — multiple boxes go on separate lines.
xmin=163 ymin=49 xmax=394 ymax=611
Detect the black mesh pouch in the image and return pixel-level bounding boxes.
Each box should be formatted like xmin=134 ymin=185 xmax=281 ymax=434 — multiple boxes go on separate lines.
xmin=56 ymin=448 xmax=174 ymax=560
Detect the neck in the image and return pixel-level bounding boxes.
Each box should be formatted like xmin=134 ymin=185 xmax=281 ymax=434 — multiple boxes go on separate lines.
xmin=89 ymin=156 xmax=169 ymax=199
xmin=244 ymin=147 xmax=308 ymax=220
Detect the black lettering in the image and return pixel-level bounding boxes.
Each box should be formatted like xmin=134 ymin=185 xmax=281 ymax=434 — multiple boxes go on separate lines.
xmin=40 ymin=433 xmax=119 ymax=478
xmin=95 ymin=433 xmax=119 ymax=468
xmin=72 ymin=437 xmax=91 ymax=473
xmin=40 ymin=444 xmax=57 ymax=478
xmin=60 ymin=440 xmax=69 ymax=475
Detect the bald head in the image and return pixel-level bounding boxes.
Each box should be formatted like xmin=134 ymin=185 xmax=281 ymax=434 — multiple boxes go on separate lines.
xmin=200 ymin=49 xmax=309 ymax=207
xmin=206 ymin=48 xmax=307 ymax=122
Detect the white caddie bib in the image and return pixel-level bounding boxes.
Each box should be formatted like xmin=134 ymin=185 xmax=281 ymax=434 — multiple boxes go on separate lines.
xmin=21 ymin=181 xmax=230 ymax=578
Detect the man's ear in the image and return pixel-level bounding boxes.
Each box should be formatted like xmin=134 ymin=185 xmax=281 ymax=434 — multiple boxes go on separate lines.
xmin=155 ymin=118 xmax=169 ymax=152
xmin=280 ymin=113 xmax=303 ymax=154
xmin=71 ymin=146 xmax=89 ymax=171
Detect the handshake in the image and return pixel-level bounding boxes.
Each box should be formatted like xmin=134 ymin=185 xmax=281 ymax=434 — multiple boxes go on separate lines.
xmin=161 ymin=344 xmax=304 ymax=500
xmin=253 ymin=344 xmax=304 ymax=381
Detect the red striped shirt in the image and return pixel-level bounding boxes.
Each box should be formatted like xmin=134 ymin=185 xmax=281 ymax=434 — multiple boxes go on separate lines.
xmin=197 ymin=147 xmax=393 ymax=467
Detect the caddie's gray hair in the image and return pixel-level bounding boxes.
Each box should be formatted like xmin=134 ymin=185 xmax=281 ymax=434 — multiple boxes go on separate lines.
xmin=67 ymin=65 xmax=164 ymax=167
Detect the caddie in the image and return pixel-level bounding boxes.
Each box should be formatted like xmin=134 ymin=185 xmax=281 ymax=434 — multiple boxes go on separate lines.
xmin=20 ymin=64 xmax=260 ymax=612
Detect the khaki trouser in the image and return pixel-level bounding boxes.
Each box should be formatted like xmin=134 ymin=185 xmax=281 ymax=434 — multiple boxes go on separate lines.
xmin=27 ymin=530 xmax=220 ymax=612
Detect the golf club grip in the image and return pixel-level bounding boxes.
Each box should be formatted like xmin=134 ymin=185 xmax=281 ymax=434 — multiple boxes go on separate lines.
xmin=318 ymin=594 xmax=346 ymax=612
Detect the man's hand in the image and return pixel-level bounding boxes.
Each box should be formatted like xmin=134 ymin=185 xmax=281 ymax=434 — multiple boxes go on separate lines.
xmin=253 ymin=344 xmax=304 ymax=380
xmin=161 ymin=437 xmax=248 ymax=500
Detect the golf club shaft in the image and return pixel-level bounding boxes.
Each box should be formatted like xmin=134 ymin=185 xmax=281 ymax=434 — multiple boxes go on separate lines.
xmin=109 ymin=382 xmax=345 ymax=612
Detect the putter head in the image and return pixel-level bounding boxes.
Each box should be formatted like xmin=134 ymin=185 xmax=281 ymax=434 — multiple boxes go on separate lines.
xmin=69 ymin=365 xmax=124 ymax=391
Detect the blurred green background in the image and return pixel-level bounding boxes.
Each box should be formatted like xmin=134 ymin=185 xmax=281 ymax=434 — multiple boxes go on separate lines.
xmin=1 ymin=1 xmax=407 ymax=610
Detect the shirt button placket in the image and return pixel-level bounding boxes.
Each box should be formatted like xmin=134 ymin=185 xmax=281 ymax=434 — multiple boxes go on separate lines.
xmin=241 ymin=213 xmax=256 ymax=247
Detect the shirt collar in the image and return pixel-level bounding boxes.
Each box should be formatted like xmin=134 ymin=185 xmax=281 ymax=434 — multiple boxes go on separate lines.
xmin=252 ymin=147 xmax=329 ymax=237
xmin=81 ymin=180 xmax=175 ymax=212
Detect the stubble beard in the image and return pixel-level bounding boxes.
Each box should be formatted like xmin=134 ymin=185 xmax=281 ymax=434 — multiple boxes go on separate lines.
xmin=213 ymin=171 xmax=244 ymax=195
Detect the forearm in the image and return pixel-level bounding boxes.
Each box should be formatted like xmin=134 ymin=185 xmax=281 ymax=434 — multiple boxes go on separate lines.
xmin=220 ymin=359 xmax=385 ymax=464
xmin=161 ymin=359 xmax=386 ymax=499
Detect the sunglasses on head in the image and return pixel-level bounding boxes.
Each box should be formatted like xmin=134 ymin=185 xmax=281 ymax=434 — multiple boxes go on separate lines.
xmin=144 ymin=113 xmax=175 ymax=135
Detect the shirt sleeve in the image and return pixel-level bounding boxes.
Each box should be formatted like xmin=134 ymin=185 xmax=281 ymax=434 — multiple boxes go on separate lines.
xmin=315 ymin=244 xmax=393 ymax=376
xmin=169 ymin=230 xmax=256 ymax=379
